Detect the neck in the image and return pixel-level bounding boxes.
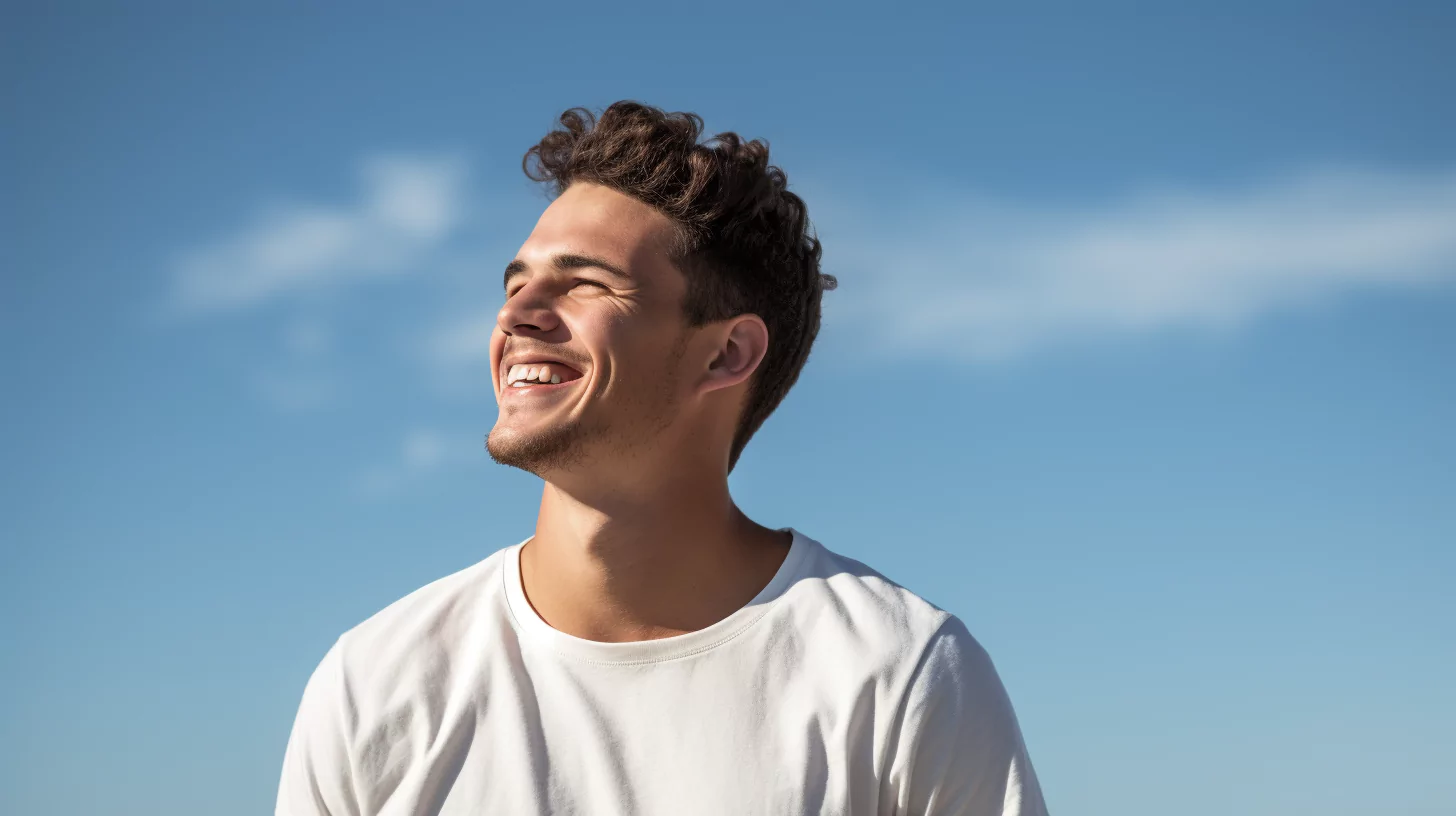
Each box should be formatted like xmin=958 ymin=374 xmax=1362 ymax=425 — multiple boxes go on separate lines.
xmin=519 ymin=456 xmax=791 ymax=643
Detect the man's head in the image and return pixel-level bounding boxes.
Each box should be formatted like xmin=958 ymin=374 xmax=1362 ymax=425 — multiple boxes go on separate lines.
xmin=486 ymin=101 xmax=835 ymax=480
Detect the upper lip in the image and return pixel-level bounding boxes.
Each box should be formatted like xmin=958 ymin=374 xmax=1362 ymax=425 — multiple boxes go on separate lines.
xmin=499 ymin=353 xmax=583 ymax=376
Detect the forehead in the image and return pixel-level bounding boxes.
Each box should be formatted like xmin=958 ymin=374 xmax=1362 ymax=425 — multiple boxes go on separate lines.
xmin=519 ymin=182 xmax=681 ymax=272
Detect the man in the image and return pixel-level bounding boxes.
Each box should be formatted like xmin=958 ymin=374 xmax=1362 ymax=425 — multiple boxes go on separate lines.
xmin=277 ymin=100 xmax=1048 ymax=815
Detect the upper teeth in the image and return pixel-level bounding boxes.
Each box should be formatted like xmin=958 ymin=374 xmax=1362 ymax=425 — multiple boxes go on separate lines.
xmin=506 ymin=364 xmax=562 ymax=386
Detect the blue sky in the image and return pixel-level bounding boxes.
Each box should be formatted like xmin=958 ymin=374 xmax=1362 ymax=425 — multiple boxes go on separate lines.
xmin=3 ymin=4 xmax=1453 ymax=815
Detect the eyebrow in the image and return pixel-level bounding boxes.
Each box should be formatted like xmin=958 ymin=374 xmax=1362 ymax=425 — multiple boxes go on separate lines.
xmin=504 ymin=253 xmax=632 ymax=290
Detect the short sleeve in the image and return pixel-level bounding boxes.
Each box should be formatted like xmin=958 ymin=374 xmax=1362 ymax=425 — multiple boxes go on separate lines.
xmin=883 ymin=615 xmax=1049 ymax=816
xmin=276 ymin=638 xmax=363 ymax=816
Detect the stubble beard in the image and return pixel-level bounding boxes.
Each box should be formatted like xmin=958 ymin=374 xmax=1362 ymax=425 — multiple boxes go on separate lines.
xmin=485 ymin=336 xmax=688 ymax=478
xmin=485 ymin=411 xmax=590 ymax=476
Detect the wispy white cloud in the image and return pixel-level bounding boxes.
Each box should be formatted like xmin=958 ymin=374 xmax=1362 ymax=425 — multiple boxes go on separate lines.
xmin=167 ymin=153 xmax=470 ymax=314
xmin=818 ymin=166 xmax=1456 ymax=362
xmin=169 ymin=156 xmax=1456 ymax=424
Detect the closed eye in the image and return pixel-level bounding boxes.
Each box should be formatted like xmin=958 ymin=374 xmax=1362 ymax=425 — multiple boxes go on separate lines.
xmin=505 ymin=279 xmax=608 ymax=299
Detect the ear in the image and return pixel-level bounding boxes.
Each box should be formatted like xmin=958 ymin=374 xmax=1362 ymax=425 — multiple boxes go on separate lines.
xmin=700 ymin=313 xmax=769 ymax=395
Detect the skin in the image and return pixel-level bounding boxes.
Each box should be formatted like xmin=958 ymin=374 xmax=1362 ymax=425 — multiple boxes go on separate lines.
xmin=486 ymin=181 xmax=792 ymax=643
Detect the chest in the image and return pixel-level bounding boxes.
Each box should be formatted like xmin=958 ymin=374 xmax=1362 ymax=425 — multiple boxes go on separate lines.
xmin=361 ymin=655 xmax=896 ymax=816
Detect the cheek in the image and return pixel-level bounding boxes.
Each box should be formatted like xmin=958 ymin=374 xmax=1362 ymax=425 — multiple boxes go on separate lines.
xmin=616 ymin=333 xmax=690 ymax=400
xmin=580 ymin=305 xmax=687 ymax=392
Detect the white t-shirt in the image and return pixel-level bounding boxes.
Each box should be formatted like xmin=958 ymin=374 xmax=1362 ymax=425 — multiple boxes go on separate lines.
xmin=276 ymin=527 xmax=1047 ymax=816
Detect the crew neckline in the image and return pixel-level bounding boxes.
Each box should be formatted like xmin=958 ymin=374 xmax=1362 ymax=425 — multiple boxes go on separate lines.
xmin=502 ymin=527 xmax=811 ymax=665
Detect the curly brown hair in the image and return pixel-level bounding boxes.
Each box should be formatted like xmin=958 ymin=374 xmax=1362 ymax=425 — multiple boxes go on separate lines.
xmin=522 ymin=100 xmax=836 ymax=472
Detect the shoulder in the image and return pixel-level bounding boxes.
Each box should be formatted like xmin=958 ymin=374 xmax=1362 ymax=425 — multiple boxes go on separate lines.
xmin=785 ymin=530 xmax=964 ymax=678
xmin=332 ymin=544 xmax=514 ymax=683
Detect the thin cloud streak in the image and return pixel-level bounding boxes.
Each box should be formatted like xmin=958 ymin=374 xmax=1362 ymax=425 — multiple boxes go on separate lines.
xmin=820 ymin=166 xmax=1456 ymax=362
xmin=189 ymin=157 xmax=1456 ymax=402
xmin=167 ymin=153 xmax=470 ymax=314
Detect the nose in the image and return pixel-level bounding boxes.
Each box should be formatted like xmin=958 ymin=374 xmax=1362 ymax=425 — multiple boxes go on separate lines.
xmin=496 ymin=278 xmax=563 ymax=338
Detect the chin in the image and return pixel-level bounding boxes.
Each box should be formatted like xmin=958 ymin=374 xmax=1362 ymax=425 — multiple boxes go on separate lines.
xmin=486 ymin=423 xmax=584 ymax=474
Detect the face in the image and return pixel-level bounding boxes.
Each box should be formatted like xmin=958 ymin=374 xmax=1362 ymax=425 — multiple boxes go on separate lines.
xmin=486 ymin=182 xmax=696 ymax=476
